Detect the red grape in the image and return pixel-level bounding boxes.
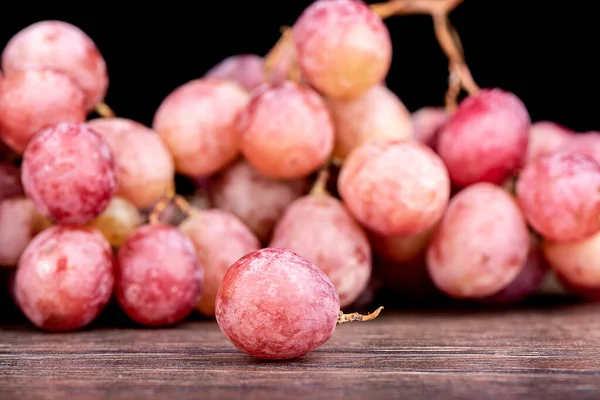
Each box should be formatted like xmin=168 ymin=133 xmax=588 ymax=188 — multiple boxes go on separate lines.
xmin=338 ymin=138 xmax=450 ymax=236
xmin=178 ymin=209 xmax=260 ymax=316
xmin=2 ymin=20 xmax=108 ymax=111
xmin=86 ymin=117 xmax=175 ymax=210
xmin=205 ymin=54 xmax=265 ymax=92
xmin=238 ymin=81 xmax=334 ymax=179
xmin=215 ymin=248 xmax=340 ymax=360
xmin=326 ymin=84 xmax=413 ymax=161
xmin=0 ymin=161 xmax=24 ymax=201
xmin=436 ymin=88 xmax=530 ymax=186
xmin=14 ymin=226 xmax=114 ymax=331
xmin=516 ymin=151 xmax=600 ymax=242
xmin=426 ymin=183 xmax=530 ymax=299
xmin=411 ymin=106 xmax=448 ymax=149
xmin=269 ymin=193 xmax=372 ymax=308
xmin=526 ymin=121 xmax=573 ymax=163
xmin=292 ymin=0 xmax=392 ymax=99
xmin=21 ymin=122 xmax=118 ymax=225
xmin=87 ymin=196 xmax=142 ymax=248
xmin=152 ymin=78 xmax=249 ymax=177
xmin=208 ymin=158 xmax=309 ymax=243
xmin=115 ymin=223 xmax=204 ymax=326
xmin=0 ymin=68 xmax=86 ymax=153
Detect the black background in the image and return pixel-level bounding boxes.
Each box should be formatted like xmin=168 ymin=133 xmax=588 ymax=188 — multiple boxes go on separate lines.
xmin=0 ymin=2 xmax=595 ymax=131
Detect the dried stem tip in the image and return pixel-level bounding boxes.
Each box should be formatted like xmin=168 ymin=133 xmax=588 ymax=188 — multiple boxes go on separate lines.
xmin=94 ymin=102 xmax=116 ymax=118
xmin=149 ymin=186 xmax=176 ymax=224
xmin=337 ymin=306 xmax=384 ymax=325
xmin=310 ymin=166 xmax=331 ymax=197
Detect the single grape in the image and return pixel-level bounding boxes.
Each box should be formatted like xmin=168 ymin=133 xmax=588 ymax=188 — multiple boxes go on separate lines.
xmin=115 ymin=223 xmax=204 ymax=326
xmin=526 ymin=121 xmax=573 ymax=163
xmin=326 ymin=84 xmax=413 ymax=161
xmin=178 ymin=209 xmax=260 ymax=316
xmin=292 ymin=0 xmax=392 ymax=99
xmin=0 ymin=68 xmax=86 ymax=153
xmin=411 ymin=106 xmax=448 ymax=149
xmin=21 ymin=122 xmax=118 ymax=225
xmin=1 ymin=20 xmax=108 ymax=111
xmin=269 ymin=192 xmax=372 ymax=308
xmin=238 ymin=81 xmax=334 ymax=179
xmin=516 ymin=151 xmax=600 ymax=242
xmin=208 ymin=158 xmax=309 ymax=243
xmin=87 ymin=197 xmax=142 ymax=248
xmin=436 ymin=88 xmax=530 ymax=187
xmin=0 ymin=161 xmax=24 ymax=201
xmin=369 ymin=225 xmax=436 ymax=264
xmin=427 ymin=183 xmax=530 ymax=299
xmin=152 ymin=78 xmax=249 ymax=177
xmin=86 ymin=117 xmax=175 ymax=210
xmin=0 ymin=197 xmax=51 ymax=267
xmin=205 ymin=54 xmax=265 ymax=92
xmin=338 ymin=138 xmax=450 ymax=236
xmin=14 ymin=225 xmax=114 ymax=331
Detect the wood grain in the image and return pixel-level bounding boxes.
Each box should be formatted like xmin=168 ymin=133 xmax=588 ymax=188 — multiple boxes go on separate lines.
xmin=1 ymin=299 xmax=600 ymax=400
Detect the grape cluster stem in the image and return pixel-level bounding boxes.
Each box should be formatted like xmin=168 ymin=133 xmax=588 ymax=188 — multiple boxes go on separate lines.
xmin=94 ymin=102 xmax=116 ymax=118
xmin=149 ymin=186 xmax=199 ymax=224
xmin=337 ymin=306 xmax=384 ymax=325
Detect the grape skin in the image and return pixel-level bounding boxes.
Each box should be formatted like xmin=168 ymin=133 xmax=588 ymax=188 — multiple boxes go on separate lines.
xmin=338 ymin=138 xmax=450 ymax=236
xmin=238 ymin=81 xmax=334 ymax=179
xmin=269 ymin=193 xmax=372 ymax=308
xmin=178 ymin=209 xmax=261 ymax=316
xmin=0 ymin=162 xmax=24 ymax=201
xmin=0 ymin=68 xmax=86 ymax=153
xmin=426 ymin=183 xmax=530 ymax=299
xmin=152 ymin=78 xmax=250 ymax=177
xmin=215 ymin=248 xmax=340 ymax=360
xmin=87 ymin=196 xmax=142 ymax=248
xmin=115 ymin=223 xmax=204 ymax=326
xmin=86 ymin=118 xmax=175 ymax=210
xmin=436 ymin=88 xmax=531 ymax=187
xmin=14 ymin=226 xmax=114 ymax=331
xmin=369 ymin=225 xmax=436 ymax=264
xmin=1 ymin=20 xmax=108 ymax=111
xmin=561 ymin=131 xmax=600 ymax=163
xmin=525 ymin=121 xmax=573 ymax=163
xmin=292 ymin=0 xmax=392 ymax=100
xmin=326 ymin=84 xmax=413 ymax=161
xmin=21 ymin=122 xmax=118 ymax=225
xmin=208 ymin=158 xmax=310 ymax=243
xmin=516 ymin=151 xmax=600 ymax=242
xmin=411 ymin=106 xmax=448 ymax=149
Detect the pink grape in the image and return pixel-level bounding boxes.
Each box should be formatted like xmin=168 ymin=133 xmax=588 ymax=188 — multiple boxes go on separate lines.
xmin=178 ymin=209 xmax=260 ymax=316
xmin=326 ymin=84 xmax=413 ymax=161
xmin=526 ymin=121 xmax=573 ymax=163
xmin=436 ymin=88 xmax=530 ymax=187
xmin=208 ymin=158 xmax=309 ymax=243
xmin=152 ymin=78 xmax=249 ymax=177
xmin=427 ymin=183 xmax=530 ymax=299
xmin=238 ymin=81 xmax=334 ymax=179
xmin=338 ymin=138 xmax=450 ymax=236
xmin=115 ymin=223 xmax=204 ymax=326
xmin=516 ymin=151 xmax=600 ymax=242
xmin=1 ymin=20 xmax=108 ymax=111
xmin=0 ymin=68 xmax=85 ymax=153
xmin=562 ymin=131 xmax=600 ymax=163
xmin=0 ymin=197 xmax=50 ymax=267
xmin=411 ymin=106 xmax=448 ymax=149
xmin=86 ymin=117 xmax=175 ymax=210
xmin=205 ymin=54 xmax=266 ymax=92
xmin=215 ymin=248 xmax=340 ymax=360
xmin=0 ymin=162 xmax=24 ymax=201
xmin=292 ymin=0 xmax=392 ymax=99
xmin=21 ymin=122 xmax=118 ymax=225
xmin=14 ymin=226 xmax=114 ymax=331
xmin=87 ymin=196 xmax=142 ymax=248
xmin=269 ymin=192 xmax=372 ymax=308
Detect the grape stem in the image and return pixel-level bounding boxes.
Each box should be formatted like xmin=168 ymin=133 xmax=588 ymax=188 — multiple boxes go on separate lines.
xmin=94 ymin=102 xmax=116 ymax=118
xmin=310 ymin=165 xmax=331 ymax=197
xmin=337 ymin=306 xmax=384 ymax=325
xmin=263 ymin=26 xmax=302 ymax=84
xmin=149 ymin=186 xmax=201 ymax=224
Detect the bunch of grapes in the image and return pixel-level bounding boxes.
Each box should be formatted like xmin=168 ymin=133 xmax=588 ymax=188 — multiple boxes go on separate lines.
xmin=0 ymin=0 xmax=597 ymax=362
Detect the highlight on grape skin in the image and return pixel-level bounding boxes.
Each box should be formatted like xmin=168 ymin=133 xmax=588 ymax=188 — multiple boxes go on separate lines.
xmin=178 ymin=209 xmax=261 ymax=316
xmin=338 ymin=138 xmax=450 ymax=236
xmin=87 ymin=196 xmax=142 ymax=248
xmin=152 ymin=78 xmax=249 ymax=177
xmin=525 ymin=121 xmax=573 ymax=164
xmin=436 ymin=88 xmax=531 ymax=187
xmin=0 ymin=68 xmax=86 ymax=153
xmin=326 ymin=84 xmax=414 ymax=161
xmin=115 ymin=223 xmax=204 ymax=327
xmin=21 ymin=122 xmax=118 ymax=225
xmin=426 ymin=183 xmax=531 ymax=299
xmin=86 ymin=117 xmax=175 ymax=210
xmin=516 ymin=151 xmax=600 ymax=243
xmin=1 ymin=20 xmax=109 ymax=111
xmin=238 ymin=81 xmax=334 ymax=179
xmin=13 ymin=225 xmax=114 ymax=332
xmin=292 ymin=0 xmax=392 ymax=100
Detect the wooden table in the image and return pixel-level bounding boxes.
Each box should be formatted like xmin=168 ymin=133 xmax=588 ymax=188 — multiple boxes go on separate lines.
xmin=1 ymin=297 xmax=600 ymax=400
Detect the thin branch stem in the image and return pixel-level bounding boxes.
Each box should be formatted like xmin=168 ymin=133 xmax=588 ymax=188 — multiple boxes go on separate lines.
xmin=337 ymin=306 xmax=384 ymax=325
xmin=94 ymin=102 xmax=116 ymax=118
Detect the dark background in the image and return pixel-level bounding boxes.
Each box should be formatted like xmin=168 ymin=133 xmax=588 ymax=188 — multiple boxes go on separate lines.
xmin=0 ymin=2 xmax=595 ymax=131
